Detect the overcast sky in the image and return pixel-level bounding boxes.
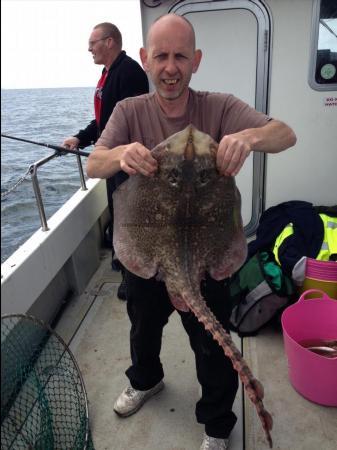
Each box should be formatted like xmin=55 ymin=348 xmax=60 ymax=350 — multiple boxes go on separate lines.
xmin=2 ymin=1 xmax=336 ymax=90
xmin=1 ymin=0 xmax=144 ymax=89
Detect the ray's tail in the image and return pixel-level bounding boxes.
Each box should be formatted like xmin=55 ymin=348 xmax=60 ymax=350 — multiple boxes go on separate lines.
xmin=182 ymin=290 xmax=273 ymax=448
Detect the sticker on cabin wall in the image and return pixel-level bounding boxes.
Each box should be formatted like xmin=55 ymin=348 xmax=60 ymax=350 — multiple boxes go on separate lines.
xmin=323 ymin=96 xmax=337 ymax=107
xmin=320 ymin=63 xmax=336 ymax=80
xmin=321 ymin=64 xmax=336 ymax=80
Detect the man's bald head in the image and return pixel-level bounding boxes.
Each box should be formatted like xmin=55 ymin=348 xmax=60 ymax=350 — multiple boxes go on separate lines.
xmin=146 ymin=14 xmax=196 ymax=51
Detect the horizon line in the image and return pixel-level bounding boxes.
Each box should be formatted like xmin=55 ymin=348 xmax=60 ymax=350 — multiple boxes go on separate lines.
xmin=1 ymin=85 xmax=96 ymax=91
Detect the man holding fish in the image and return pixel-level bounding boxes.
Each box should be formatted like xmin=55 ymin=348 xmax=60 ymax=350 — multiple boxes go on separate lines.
xmin=87 ymin=14 xmax=296 ymax=450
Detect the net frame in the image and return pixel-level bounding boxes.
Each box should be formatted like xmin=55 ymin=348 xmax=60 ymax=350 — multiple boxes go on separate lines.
xmin=1 ymin=314 xmax=91 ymax=450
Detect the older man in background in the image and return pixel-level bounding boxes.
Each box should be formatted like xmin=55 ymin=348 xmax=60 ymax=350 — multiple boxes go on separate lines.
xmin=63 ymin=22 xmax=149 ymax=298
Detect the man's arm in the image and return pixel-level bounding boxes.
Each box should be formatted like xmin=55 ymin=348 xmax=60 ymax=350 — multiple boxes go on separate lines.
xmin=217 ymin=119 xmax=297 ymax=176
xmin=63 ymin=119 xmax=98 ymax=149
xmin=86 ymin=143 xmax=157 ymax=179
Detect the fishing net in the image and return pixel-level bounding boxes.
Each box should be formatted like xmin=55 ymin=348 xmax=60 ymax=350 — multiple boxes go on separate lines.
xmin=1 ymin=314 xmax=94 ymax=450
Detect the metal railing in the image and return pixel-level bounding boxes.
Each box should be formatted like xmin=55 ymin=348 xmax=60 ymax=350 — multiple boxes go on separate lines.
xmin=29 ymin=152 xmax=87 ymax=231
xmin=1 ymin=134 xmax=90 ymax=232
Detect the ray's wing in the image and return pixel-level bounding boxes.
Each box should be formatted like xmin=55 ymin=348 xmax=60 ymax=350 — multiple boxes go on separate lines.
xmin=205 ymin=177 xmax=247 ymax=279
xmin=113 ymin=175 xmax=159 ymax=279
xmin=112 ymin=137 xmax=180 ymax=280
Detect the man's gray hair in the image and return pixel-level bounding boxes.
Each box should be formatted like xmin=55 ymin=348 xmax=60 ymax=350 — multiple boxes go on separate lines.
xmin=94 ymin=22 xmax=122 ymax=49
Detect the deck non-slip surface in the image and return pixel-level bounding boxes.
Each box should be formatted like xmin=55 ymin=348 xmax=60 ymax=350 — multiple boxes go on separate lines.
xmin=56 ymin=251 xmax=242 ymax=450
xmin=55 ymin=250 xmax=336 ymax=450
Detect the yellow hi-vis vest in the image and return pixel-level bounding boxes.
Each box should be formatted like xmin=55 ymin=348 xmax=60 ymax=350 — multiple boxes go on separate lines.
xmin=273 ymin=214 xmax=337 ymax=265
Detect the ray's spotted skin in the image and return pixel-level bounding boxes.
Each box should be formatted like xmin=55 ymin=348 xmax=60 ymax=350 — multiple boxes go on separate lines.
xmin=113 ymin=125 xmax=273 ymax=448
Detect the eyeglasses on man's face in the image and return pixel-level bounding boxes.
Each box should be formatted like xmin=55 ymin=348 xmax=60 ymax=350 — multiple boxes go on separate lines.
xmin=88 ymin=36 xmax=111 ymax=47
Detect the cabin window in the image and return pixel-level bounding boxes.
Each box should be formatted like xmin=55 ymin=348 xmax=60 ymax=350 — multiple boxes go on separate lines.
xmin=309 ymin=0 xmax=337 ymax=90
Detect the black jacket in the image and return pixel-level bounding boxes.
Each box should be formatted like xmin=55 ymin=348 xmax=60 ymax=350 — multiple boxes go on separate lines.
xmin=74 ymin=51 xmax=148 ymax=243
xmin=248 ymin=201 xmax=327 ymax=275
xmin=75 ymin=51 xmax=149 ymax=147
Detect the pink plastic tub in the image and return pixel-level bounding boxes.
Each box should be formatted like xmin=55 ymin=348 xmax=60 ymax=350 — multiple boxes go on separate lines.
xmin=281 ymin=289 xmax=337 ymax=406
xmin=306 ymin=258 xmax=337 ymax=281
xmin=301 ymin=258 xmax=337 ymax=299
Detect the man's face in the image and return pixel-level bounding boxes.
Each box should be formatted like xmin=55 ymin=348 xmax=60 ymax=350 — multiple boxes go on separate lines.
xmin=88 ymin=28 xmax=111 ymax=65
xmin=141 ymin=22 xmax=201 ymax=101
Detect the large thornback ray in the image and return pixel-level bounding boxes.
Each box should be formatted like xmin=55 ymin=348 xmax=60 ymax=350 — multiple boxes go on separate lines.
xmin=113 ymin=125 xmax=273 ymax=447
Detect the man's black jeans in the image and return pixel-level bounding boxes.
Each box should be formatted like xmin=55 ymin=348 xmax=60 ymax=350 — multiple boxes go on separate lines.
xmin=123 ymin=270 xmax=238 ymax=439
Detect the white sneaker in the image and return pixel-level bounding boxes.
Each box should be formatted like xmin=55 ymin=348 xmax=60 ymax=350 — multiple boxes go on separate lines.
xmin=200 ymin=433 xmax=229 ymax=450
xmin=113 ymin=380 xmax=164 ymax=417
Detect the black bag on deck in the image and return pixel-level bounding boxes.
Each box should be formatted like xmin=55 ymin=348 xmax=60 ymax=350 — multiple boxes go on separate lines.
xmin=229 ymin=251 xmax=295 ymax=336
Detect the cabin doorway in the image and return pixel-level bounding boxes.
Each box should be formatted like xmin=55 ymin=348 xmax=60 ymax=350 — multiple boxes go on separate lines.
xmin=170 ymin=0 xmax=271 ymax=234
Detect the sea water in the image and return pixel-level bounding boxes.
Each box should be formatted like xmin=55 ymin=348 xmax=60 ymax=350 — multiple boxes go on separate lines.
xmin=1 ymin=87 xmax=95 ymax=262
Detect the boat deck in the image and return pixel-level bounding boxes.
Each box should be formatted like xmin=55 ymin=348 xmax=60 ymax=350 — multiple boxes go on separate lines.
xmin=55 ymin=249 xmax=336 ymax=450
